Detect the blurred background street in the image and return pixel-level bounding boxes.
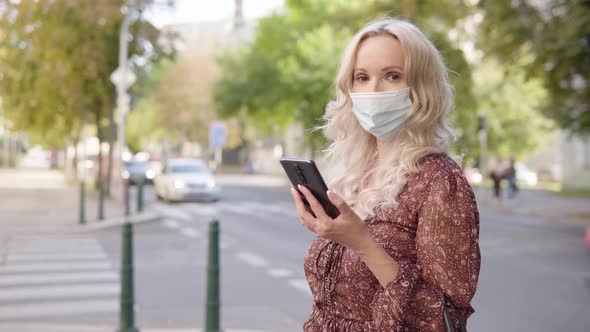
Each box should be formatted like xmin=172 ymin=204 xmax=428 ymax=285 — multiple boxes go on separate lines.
xmin=0 ymin=167 xmax=588 ymax=332
xmin=0 ymin=0 xmax=589 ymax=331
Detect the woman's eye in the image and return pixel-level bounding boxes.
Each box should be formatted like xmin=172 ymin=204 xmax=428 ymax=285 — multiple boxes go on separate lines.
xmin=386 ymin=72 xmax=400 ymax=80
xmin=355 ymin=75 xmax=369 ymax=82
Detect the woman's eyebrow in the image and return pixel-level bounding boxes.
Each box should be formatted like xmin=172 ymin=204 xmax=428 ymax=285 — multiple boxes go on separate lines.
xmin=381 ymin=65 xmax=403 ymax=72
xmin=353 ymin=66 xmax=403 ymax=73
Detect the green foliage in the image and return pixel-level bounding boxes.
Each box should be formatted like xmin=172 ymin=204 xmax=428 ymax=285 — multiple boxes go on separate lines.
xmin=474 ymin=59 xmax=553 ymax=160
xmin=213 ymin=0 xmax=479 ymax=158
xmin=477 ymin=0 xmax=590 ymax=133
xmin=0 ymin=0 xmax=175 ymax=147
xmin=126 ymin=58 xmax=173 ymax=152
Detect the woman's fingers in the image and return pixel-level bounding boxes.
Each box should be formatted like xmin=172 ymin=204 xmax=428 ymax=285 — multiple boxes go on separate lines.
xmin=327 ymin=190 xmax=352 ymax=218
xmin=297 ymin=185 xmax=329 ymax=220
xmin=290 ymin=187 xmax=310 ymax=217
xmin=290 ymin=188 xmax=318 ymax=233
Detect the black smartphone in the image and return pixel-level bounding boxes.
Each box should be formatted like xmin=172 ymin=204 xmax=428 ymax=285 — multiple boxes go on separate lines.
xmin=279 ymin=157 xmax=340 ymax=219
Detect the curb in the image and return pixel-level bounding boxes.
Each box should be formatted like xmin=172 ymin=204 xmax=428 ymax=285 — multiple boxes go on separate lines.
xmin=74 ymin=210 xmax=162 ymax=232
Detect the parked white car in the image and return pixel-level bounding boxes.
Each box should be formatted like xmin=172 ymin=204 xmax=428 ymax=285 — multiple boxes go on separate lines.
xmin=154 ymin=158 xmax=221 ymax=202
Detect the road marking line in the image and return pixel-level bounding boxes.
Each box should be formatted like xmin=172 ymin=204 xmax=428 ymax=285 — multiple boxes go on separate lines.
xmin=9 ymin=237 xmax=100 ymax=245
xmin=154 ymin=204 xmax=192 ymax=221
xmin=247 ymin=202 xmax=292 ymax=216
xmin=0 ymin=284 xmax=119 ymax=301
xmin=220 ymin=203 xmax=247 ymax=215
xmin=216 ymin=201 xmax=297 ymax=219
xmin=219 ymin=239 xmax=233 ymax=249
xmin=7 ymin=244 xmax=104 ymax=255
xmin=7 ymin=253 xmax=108 ymax=262
xmin=180 ymin=227 xmax=202 ymax=238
xmin=235 ymin=252 xmax=269 ymax=268
xmin=288 ymin=279 xmax=312 ymax=296
xmin=186 ymin=204 xmax=217 ymax=216
xmin=0 ymin=271 xmax=118 ymax=287
xmin=163 ymin=219 xmax=181 ymax=229
xmin=0 ymin=261 xmax=112 ymax=273
xmin=0 ymin=299 xmax=118 ymax=319
xmin=266 ymin=268 xmax=293 ymax=278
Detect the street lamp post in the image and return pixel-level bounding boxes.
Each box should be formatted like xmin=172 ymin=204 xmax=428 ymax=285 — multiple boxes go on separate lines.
xmin=116 ymin=10 xmax=133 ymax=184
xmin=112 ymin=5 xmax=138 ymax=332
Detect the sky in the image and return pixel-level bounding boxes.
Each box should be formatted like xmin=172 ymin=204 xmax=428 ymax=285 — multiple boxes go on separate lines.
xmin=145 ymin=0 xmax=285 ymax=28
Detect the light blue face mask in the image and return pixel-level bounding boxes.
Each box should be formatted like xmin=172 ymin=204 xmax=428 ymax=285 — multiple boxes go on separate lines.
xmin=350 ymin=87 xmax=412 ymax=140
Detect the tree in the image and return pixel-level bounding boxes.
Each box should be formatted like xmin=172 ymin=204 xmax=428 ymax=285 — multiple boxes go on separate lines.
xmin=477 ymin=0 xmax=590 ymax=133
xmin=214 ymin=0 xmax=479 ymax=160
xmin=127 ymin=45 xmax=220 ymax=157
xmin=0 ymin=0 xmax=175 ymax=193
xmin=473 ymin=59 xmax=553 ymax=159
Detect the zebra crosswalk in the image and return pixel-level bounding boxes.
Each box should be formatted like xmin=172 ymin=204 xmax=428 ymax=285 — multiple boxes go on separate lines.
xmin=153 ymin=200 xmax=298 ymax=223
xmin=0 ymin=235 xmax=119 ymax=320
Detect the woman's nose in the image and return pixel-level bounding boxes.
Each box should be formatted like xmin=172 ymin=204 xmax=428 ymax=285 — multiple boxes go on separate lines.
xmin=369 ymin=79 xmax=385 ymax=93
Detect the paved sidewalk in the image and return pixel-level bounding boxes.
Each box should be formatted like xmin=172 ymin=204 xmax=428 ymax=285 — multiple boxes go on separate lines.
xmin=0 ymin=168 xmax=164 ymax=331
xmin=0 ymin=168 xmax=132 ymax=233
xmin=0 ymin=168 xmax=159 ymax=259
xmin=474 ymin=186 xmax=590 ymax=229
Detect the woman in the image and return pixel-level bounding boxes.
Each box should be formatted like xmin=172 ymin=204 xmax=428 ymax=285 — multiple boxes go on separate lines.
xmin=290 ymin=18 xmax=481 ymax=331
xmin=504 ymin=158 xmax=518 ymax=199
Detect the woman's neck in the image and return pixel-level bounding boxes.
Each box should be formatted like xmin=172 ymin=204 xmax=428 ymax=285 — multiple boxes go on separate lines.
xmin=375 ymin=136 xmax=400 ymax=169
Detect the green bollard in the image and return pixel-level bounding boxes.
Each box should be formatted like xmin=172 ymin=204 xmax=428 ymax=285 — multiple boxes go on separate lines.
xmin=118 ymin=178 xmax=138 ymax=331
xmin=137 ymin=179 xmax=144 ymax=213
xmin=79 ymin=181 xmax=86 ymax=225
xmin=98 ymin=179 xmax=105 ymax=221
xmin=118 ymin=221 xmax=138 ymax=332
xmin=124 ymin=179 xmax=131 ymax=217
xmin=205 ymin=219 xmax=221 ymax=332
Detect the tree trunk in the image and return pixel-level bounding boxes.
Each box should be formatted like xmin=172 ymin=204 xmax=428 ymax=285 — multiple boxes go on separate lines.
xmin=73 ymin=134 xmax=80 ymax=182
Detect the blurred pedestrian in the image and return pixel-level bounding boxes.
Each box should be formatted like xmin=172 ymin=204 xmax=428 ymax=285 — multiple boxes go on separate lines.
xmin=504 ymin=158 xmax=518 ymax=199
xmin=490 ymin=159 xmax=503 ymax=200
xmin=290 ymin=18 xmax=480 ymax=331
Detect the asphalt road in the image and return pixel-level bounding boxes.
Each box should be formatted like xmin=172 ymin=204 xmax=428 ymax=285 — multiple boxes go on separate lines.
xmin=0 ymin=171 xmax=588 ymax=331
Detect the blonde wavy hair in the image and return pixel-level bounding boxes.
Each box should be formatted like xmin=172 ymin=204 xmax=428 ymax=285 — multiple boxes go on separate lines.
xmin=319 ymin=18 xmax=456 ymax=219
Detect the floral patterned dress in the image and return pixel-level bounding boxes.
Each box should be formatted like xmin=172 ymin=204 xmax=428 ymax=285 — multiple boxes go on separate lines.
xmin=303 ymin=153 xmax=481 ymax=331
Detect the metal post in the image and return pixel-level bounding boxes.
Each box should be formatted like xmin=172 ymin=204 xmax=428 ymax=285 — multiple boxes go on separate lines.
xmin=124 ymin=179 xmax=131 ymax=217
xmin=136 ymin=179 xmax=144 ymax=213
xmin=98 ymin=178 xmax=105 ymax=220
xmin=205 ymin=219 xmax=221 ymax=332
xmin=1 ymin=105 xmax=8 ymax=168
xmin=2 ymin=131 xmax=7 ymax=167
xmin=79 ymin=181 xmax=86 ymax=224
xmin=79 ymin=109 xmax=88 ymax=225
xmin=118 ymin=222 xmax=138 ymax=332
xmin=116 ymin=8 xmax=133 ymax=204
xmin=115 ymin=3 xmax=140 ymax=331
xmin=118 ymin=177 xmax=138 ymax=332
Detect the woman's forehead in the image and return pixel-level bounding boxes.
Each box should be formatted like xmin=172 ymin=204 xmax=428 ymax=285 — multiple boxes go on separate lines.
xmin=354 ymin=35 xmax=405 ymax=70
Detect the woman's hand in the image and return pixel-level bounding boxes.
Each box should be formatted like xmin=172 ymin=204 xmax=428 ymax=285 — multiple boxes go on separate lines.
xmin=291 ymin=185 xmax=372 ymax=253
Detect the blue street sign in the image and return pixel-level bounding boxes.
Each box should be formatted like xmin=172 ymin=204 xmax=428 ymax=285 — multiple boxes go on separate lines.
xmin=209 ymin=122 xmax=227 ymax=149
